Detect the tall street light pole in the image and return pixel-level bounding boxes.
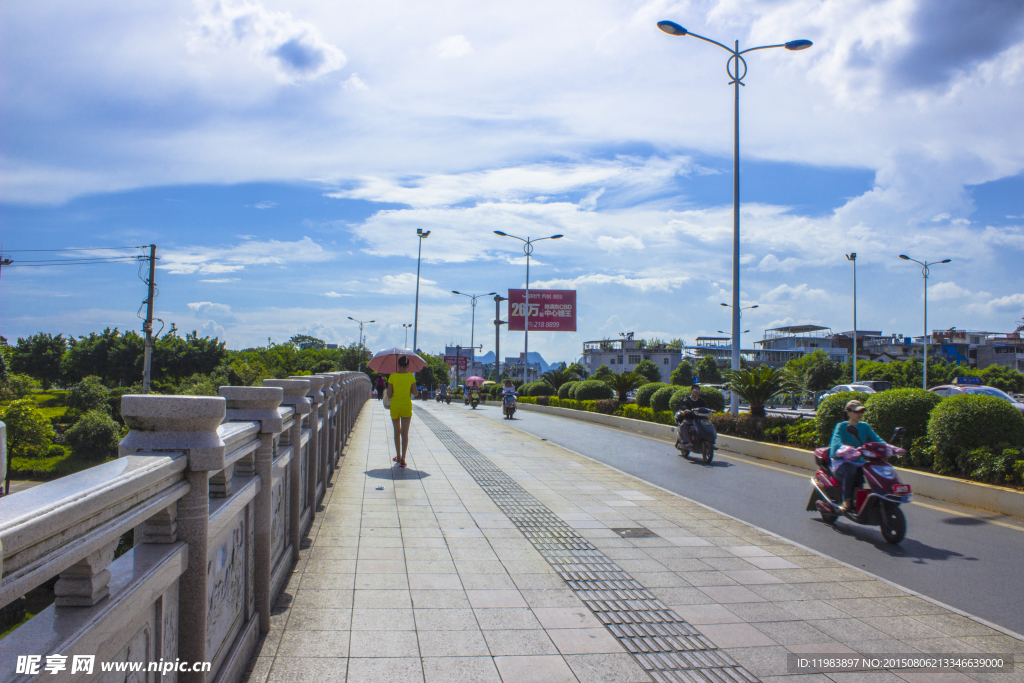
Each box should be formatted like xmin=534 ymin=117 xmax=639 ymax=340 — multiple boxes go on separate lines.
xmin=348 ymin=316 xmax=376 ymax=372
xmin=719 ymin=302 xmax=757 ymax=402
xmin=402 ymin=323 xmax=413 ymax=348
xmin=494 ymin=231 xmax=563 ymax=381
xmin=452 ymin=291 xmax=498 ymax=370
xmin=899 ymin=255 xmax=951 ymax=389
xmin=494 ymin=294 xmax=507 ymax=379
xmin=846 ymin=253 xmax=857 ymax=382
xmin=659 ymin=20 xmax=812 ymax=414
xmin=413 ymin=229 xmax=431 ymax=353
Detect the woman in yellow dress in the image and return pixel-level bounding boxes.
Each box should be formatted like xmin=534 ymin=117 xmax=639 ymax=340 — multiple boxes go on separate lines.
xmin=386 ymin=356 xmax=418 ymax=467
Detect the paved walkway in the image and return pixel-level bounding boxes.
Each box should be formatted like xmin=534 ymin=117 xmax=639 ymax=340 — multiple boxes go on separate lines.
xmin=244 ymin=400 xmax=1024 ymax=683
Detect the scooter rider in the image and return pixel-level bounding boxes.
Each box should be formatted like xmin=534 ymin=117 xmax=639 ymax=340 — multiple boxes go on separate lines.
xmin=675 ymin=385 xmax=706 ymax=448
xmin=501 ymin=380 xmax=517 ymax=398
xmin=830 ymin=400 xmax=883 ymax=512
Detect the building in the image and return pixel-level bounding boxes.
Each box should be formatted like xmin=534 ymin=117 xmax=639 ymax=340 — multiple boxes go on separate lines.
xmin=755 ymin=325 xmax=849 ymax=365
xmin=505 ymin=353 xmax=541 ymax=382
xmin=975 ymin=331 xmax=1024 ymax=371
xmin=683 ymin=337 xmax=763 ymax=367
xmin=444 ymin=345 xmax=487 ymax=385
xmin=581 ymin=336 xmax=682 ymax=380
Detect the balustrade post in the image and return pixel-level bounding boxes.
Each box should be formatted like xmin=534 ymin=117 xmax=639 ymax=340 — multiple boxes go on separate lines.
xmin=119 ymin=394 xmax=227 ymax=683
xmin=315 ymin=375 xmax=334 ymax=489
xmin=289 ymin=375 xmax=325 ymax=511
xmin=220 ymin=386 xmax=284 ymax=635
xmin=264 ymin=379 xmax=310 ymax=563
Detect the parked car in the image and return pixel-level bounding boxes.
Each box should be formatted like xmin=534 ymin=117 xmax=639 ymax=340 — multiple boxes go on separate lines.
xmin=929 ymin=384 xmax=1024 ymax=415
xmin=857 ymin=380 xmax=893 ymax=392
xmin=823 ymin=384 xmax=877 ymax=396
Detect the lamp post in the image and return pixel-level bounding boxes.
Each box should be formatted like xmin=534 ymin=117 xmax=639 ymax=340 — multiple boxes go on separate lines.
xmin=494 ymin=231 xmax=563 ymax=382
xmin=720 ymin=303 xmax=758 ymax=404
xmin=899 ymin=255 xmax=951 ymax=389
xmin=494 ymin=294 xmax=508 ymax=379
xmin=659 ymin=20 xmax=811 ymax=414
xmin=348 ymin=316 xmax=376 ymax=372
xmin=413 ymin=229 xmax=431 ymax=352
xmin=402 ymin=323 xmax=413 ymax=349
xmin=846 ymin=253 xmax=857 ymax=382
xmin=452 ymin=291 xmax=497 ymax=374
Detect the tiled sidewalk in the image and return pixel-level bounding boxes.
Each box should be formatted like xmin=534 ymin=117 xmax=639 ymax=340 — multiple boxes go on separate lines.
xmin=244 ymin=400 xmax=1024 ymax=683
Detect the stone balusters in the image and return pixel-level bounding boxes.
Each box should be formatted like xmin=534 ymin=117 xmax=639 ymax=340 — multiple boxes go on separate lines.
xmin=120 ymin=395 xmax=227 ymax=683
xmin=316 ymin=375 xmax=334 ymax=491
xmin=289 ymin=375 xmax=325 ymax=510
xmin=220 ymin=386 xmax=284 ymax=635
xmin=263 ymin=379 xmax=310 ymax=561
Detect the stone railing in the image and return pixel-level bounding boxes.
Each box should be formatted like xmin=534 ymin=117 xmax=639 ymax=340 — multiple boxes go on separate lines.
xmin=0 ymin=371 xmax=371 ymax=683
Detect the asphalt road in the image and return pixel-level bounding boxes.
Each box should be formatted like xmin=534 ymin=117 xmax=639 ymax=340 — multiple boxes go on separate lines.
xmin=466 ymin=403 xmax=1024 ymax=636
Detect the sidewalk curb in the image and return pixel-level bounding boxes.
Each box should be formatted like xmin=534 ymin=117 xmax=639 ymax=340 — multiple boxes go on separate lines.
xmin=491 ymin=410 xmax=1024 ymax=646
xmin=498 ymin=402 xmax=1024 ymax=520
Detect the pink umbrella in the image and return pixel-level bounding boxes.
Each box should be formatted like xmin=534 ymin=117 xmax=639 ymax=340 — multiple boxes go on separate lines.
xmin=465 ymin=376 xmax=486 ymax=387
xmin=367 ymin=348 xmax=427 ymax=374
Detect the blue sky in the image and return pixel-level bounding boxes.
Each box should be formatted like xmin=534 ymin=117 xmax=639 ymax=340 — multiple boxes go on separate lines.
xmin=2 ymin=0 xmax=1023 ymax=366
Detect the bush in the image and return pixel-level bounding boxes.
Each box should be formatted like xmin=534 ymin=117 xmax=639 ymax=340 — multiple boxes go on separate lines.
xmin=927 ymin=395 xmax=1024 ymax=473
xmin=558 ymin=381 xmax=580 ymax=400
xmin=668 ymin=387 xmax=691 ymax=413
xmin=903 ymin=436 xmax=936 ymax=469
xmin=650 ymin=386 xmax=677 ymax=413
xmin=580 ymin=400 xmax=598 ymax=412
xmin=523 ymin=382 xmax=555 ymax=397
xmin=0 ymin=400 xmax=56 ymax=458
xmin=635 ymin=382 xmax=667 ymax=408
xmin=535 ymin=396 xmax=550 ymax=406
xmin=634 ymin=359 xmax=662 ymax=384
xmin=670 ymin=361 xmax=693 ymax=386
xmin=620 ymin=405 xmax=654 ymax=422
xmin=574 ymin=380 xmax=614 ymax=401
xmin=863 ymin=388 xmax=941 ymax=445
xmin=4 ymin=374 xmax=35 ymax=400
xmin=594 ymin=399 xmax=619 ymax=415
xmin=955 ymin=447 xmax=1024 ymax=484
xmin=815 ymin=391 xmax=871 ymax=445
xmin=64 ymin=409 xmax=122 ymax=462
xmin=653 ymin=410 xmax=675 ymax=425
xmin=699 ymin=386 xmax=726 ymax=413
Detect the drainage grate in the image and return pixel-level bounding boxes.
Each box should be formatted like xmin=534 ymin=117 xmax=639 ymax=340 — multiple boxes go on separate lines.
xmin=415 ymin=407 xmax=759 ymax=683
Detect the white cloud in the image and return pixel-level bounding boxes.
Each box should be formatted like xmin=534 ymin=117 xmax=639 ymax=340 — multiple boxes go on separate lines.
xmin=596 ymin=235 xmax=643 ymax=252
xmin=322 ymin=291 xmax=343 ymax=297
xmin=531 ymin=273 xmax=687 ymax=293
xmin=342 ymin=73 xmax=368 ymax=91
xmin=161 ymin=236 xmax=332 ymax=275
xmin=253 ymin=200 xmax=276 ymax=209
xmin=435 ymin=35 xmax=473 ymax=59
xmin=929 ymin=281 xmax=972 ymax=301
xmin=970 ymin=292 xmax=1024 ymax=315
xmin=187 ymin=301 xmax=233 ymax=316
xmin=761 ymin=283 xmax=830 ymax=303
xmin=757 ymin=254 xmax=803 ymax=272
xmin=375 ymin=273 xmax=448 ymax=298
xmin=199 ymin=278 xmax=240 ymax=283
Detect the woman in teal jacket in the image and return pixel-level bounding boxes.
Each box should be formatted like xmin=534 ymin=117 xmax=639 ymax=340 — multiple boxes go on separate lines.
xmin=830 ymin=400 xmax=882 ymax=511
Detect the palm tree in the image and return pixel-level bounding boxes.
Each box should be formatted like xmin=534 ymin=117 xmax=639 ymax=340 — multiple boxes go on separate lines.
xmin=541 ymin=367 xmax=580 ymax=390
xmin=724 ymin=366 xmax=798 ymax=417
xmin=601 ymin=371 xmax=646 ymax=402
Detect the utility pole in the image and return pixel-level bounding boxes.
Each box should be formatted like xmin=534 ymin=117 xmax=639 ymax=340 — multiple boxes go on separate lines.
xmin=846 ymin=253 xmax=857 ymax=382
xmin=142 ymin=244 xmax=157 ymax=393
xmin=494 ymin=294 xmax=507 ymax=379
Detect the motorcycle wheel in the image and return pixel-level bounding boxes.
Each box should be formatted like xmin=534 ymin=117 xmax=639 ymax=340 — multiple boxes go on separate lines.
xmin=819 ymin=508 xmax=838 ymax=525
xmin=701 ymin=441 xmax=714 ymax=464
xmin=879 ymin=503 xmax=906 ymax=544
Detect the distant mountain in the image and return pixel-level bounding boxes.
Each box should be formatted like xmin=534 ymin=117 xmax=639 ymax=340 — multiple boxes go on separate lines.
xmin=473 ymin=350 xmax=564 ymax=374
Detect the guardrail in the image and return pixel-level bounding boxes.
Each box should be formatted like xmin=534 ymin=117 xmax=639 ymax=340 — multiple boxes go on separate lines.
xmin=0 ymin=371 xmax=371 ymax=683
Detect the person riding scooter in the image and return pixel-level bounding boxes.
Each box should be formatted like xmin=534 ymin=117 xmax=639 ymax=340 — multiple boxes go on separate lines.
xmin=501 ymin=380 xmax=518 ymax=418
xmin=674 ymin=384 xmax=707 ymax=449
xmin=830 ymin=400 xmax=883 ymax=512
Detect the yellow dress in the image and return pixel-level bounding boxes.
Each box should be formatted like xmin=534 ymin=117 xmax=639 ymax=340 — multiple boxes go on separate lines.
xmin=388 ymin=373 xmax=416 ymax=419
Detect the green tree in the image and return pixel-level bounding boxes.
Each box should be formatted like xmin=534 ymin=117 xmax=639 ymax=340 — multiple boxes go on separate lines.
xmin=670 ymin=361 xmax=693 ymax=386
xmin=724 ymin=366 xmax=797 ymax=417
xmin=565 ymin=362 xmax=588 ymax=379
xmin=696 ymin=355 xmax=723 ymax=384
xmin=4 ymin=374 xmax=35 ymax=400
xmin=289 ymin=334 xmax=327 ymax=350
xmin=64 ymin=409 xmax=122 ymax=462
xmin=0 ymin=400 xmax=56 ymax=458
xmin=67 ymin=376 xmax=111 ymax=420
xmin=634 ymin=359 xmax=662 ymax=384
xmin=10 ymin=332 xmax=67 ymax=389
xmin=601 ymin=372 xmax=645 ymax=402
xmin=592 ymin=365 xmax=614 ymax=380
xmin=666 ymin=338 xmax=685 ymax=351
xmin=541 ymin=367 xmax=580 ymax=390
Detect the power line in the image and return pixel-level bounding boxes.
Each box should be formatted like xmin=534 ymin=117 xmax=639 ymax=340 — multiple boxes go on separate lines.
xmin=0 ymin=246 xmax=143 ymax=252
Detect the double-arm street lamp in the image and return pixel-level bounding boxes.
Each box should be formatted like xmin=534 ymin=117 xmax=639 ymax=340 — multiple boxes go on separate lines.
xmin=402 ymin=323 xmax=413 ymax=348
xmin=413 ymin=229 xmax=431 ymax=352
xmin=452 ymin=291 xmax=497 ymax=369
xmin=846 ymin=253 xmax=858 ymax=382
xmin=348 ymin=316 xmax=375 ymax=372
xmin=898 ymin=254 xmax=951 ymax=389
xmin=659 ymin=19 xmax=812 ymax=415
xmin=494 ymin=231 xmax=563 ymax=380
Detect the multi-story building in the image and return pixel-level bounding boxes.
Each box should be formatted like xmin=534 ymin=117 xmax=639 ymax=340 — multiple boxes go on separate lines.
xmin=975 ymin=332 xmax=1024 ymax=371
xmin=755 ymin=325 xmax=849 ymax=365
xmin=505 ymin=353 xmax=541 ymax=382
xmin=581 ymin=336 xmax=682 ymax=380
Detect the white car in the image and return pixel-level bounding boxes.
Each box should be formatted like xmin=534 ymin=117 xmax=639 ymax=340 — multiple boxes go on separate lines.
xmin=824 ymin=384 xmax=877 ymax=396
xmin=929 ymin=384 xmax=1024 ymax=415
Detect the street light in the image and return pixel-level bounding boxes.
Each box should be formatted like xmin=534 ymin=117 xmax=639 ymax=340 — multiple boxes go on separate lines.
xmin=494 ymin=294 xmax=508 ymax=379
xmin=348 ymin=316 xmax=376 ymax=372
xmin=453 ymin=291 xmax=497 ymax=374
xmin=402 ymin=323 xmax=413 ymax=348
xmin=413 ymin=229 xmax=431 ymax=352
xmin=661 ymin=20 xmax=812 ymax=415
xmin=899 ymin=255 xmax=952 ymax=389
xmin=846 ymin=253 xmax=858 ymax=382
xmin=494 ymin=231 xmax=563 ymax=381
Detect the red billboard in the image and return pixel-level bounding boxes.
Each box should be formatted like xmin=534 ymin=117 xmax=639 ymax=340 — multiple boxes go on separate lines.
xmin=508 ymin=289 xmax=576 ymax=332
xmin=443 ymin=355 xmax=468 ymax=370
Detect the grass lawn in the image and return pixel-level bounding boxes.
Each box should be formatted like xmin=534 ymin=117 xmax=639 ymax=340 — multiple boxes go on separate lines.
xmin=10 ymin=451 xmax=115 ymax=480
xmin=25 ymin=390 xmax=69 ymax=420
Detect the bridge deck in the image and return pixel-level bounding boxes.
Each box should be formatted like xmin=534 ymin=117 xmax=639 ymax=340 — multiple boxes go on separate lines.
xmin=245 ymin=400 xmax=1023 ymax=683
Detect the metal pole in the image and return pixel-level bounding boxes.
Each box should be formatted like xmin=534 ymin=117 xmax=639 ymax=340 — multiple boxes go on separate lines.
xmin=470 ymin=298 xmax=476 ymax=369
xmin=495 ymin=295 xmax=503 ymax=379
xmin=730 ymin=41 xmax=741 ymax=415
xmin=142 ymin=244 xmax=156 ymax=394
xmin=413 ymin=234 xmax=423 ymax=352
xmin=848 ymin=253 xmax=857 ymax=382
xmin=524 ymin=240 xmax=531 ymax=382
xmin=923 ymin=265 xmax=929 ymax=390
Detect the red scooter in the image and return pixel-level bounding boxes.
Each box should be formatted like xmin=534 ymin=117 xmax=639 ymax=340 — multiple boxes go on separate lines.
xmin=806 ymin=426 xmax=911 ymax=544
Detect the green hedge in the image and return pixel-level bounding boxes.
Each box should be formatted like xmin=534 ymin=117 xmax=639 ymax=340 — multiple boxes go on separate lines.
xmin=558 ymin=381 xmax=580 ymax=400
xmin=864 ymin=388 xmax=941 ymax=444
xmin=520 ymin=382 xmax=555 ymax=397
xmin=635 ymin=382 xmax=667 ymax=408
xmin=815 ymin=391 xmax=871 ymax=445
xmin=698 ymin=386 xmax=726 ymax=413
xmin=927 ymin=395 xmax=1024 ymax=472
xmin=650 ymin=386 xmax=677 ymax=413
xmin=619 ymin=404 xmax=674 ymax=425
xmin=574 ymin=380 xmax=614 ymax=401
xmin=668 ymin=387 xmax=691 ymax=413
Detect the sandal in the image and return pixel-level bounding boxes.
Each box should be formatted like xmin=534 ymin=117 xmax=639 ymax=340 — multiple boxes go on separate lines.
xmin=392 ymin=456 xmax=399 ymax=462
xmin=399 ymin=460 xmax=407 ymax=468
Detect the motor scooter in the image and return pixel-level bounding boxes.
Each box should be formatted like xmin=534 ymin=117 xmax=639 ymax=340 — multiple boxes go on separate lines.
xmin=806 ymin=426 xmax=910 ymax=544
xmin=674 ymin=407 xmax=717 ymax=463
xmin=470 ymin=388 xmax=480 ymax=409
xmin=435 ymin=390 xmax=442 ymax=403
xmin=502 ymin=393 xmax=517 ymax=419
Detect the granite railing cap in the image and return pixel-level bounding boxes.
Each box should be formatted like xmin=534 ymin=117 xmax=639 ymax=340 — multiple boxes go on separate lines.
xmin=289 ymin=375 xmax=325 ymax=403
xmin=220 ymin=386 xmax=285 ymax=434
xmin=119 ymin=395 xmax=227 ymax=471
xmin=263 ymin=379 xmax=312 ymax=414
